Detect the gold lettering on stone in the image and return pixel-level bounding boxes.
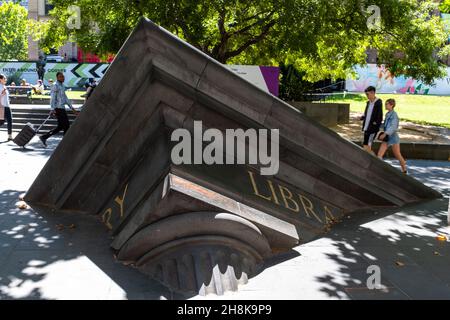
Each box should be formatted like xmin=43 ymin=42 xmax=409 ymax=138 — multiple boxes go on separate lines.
xmin=299 ymin=195 xmax=323 ymax=223
xmin=324 ymin=205 xmax=336 ymax=224
xmin=102 ymin=208 xmax=113 ymax=230
xmin=248 ymin=170 xmax=273 ymax=202
xmin=278 ymin=185 xmax=300 ymax=213
xmin=267 ymin=180 xmax=280 ymax=205
xmin=114 ymin=184 xmax=128 ymax=218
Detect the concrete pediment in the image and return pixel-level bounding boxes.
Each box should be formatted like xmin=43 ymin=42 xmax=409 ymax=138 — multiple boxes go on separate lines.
xmin=25 ymin=18 xmax=440 ymax=296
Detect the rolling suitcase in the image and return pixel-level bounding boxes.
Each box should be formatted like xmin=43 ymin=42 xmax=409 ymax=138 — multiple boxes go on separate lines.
xmin=13 ymin=115 xmax=51 ymax=147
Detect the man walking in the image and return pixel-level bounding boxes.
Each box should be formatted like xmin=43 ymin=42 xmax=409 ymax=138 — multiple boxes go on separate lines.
xmin=39 ymin=72 xmax=78 ymax=147
xmin=36 ymin=55 xmax=46 ymax=81
xmin=360 ymin=86 xmax=383 ymax=153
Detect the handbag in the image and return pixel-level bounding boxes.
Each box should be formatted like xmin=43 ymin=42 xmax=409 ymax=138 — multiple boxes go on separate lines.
xmin=377 ymin=131 xmax=389 ymax=142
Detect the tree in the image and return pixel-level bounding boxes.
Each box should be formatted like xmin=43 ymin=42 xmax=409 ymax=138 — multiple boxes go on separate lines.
xmin=440 ymin=0 xmax=450 ymax=14
xmin=0 ymin=2 xmax=30 ymax=60
xmin=40 ymin=0 xmax=450 ymax=84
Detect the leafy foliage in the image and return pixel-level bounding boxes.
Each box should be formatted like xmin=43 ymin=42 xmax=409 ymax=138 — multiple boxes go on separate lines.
xmin=39 ymin=0 xmax=450 ymax=84
xmin=440 ymin=0 xmax=450 ymax=14
xmin=0 ymin=2 xmax=33 ymax=60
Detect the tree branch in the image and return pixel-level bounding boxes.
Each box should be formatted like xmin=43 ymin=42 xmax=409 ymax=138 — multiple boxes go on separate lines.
xmin=212 ymin=8 xmax=230 ymax=60
xmin=224 ymin=19 xmax=277 ymax=61
xmin=230 ymin=10 xmax=275 ymax=37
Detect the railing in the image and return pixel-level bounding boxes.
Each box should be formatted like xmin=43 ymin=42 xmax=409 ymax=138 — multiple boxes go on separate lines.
xmin=6 ymin=86 xmax=33 ymax=96
xmin=300 ymin=91 xmax=350 ymax=103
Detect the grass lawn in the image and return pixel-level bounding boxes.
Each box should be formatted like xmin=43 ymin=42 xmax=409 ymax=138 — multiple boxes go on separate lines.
xmin=327 ymin=93 xmax=450 ymax=129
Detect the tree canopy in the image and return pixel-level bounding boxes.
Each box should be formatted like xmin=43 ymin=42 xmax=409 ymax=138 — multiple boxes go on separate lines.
xmin=0 ymin=2 xmax=31 ymax=60
xmin=40 ymin=0 xmax=450 ymax=84
xmin=440 ymin=0 xmax=450 ymax=14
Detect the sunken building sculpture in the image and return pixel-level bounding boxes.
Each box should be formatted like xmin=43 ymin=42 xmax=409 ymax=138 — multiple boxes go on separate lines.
xmin=25 ymin=18 xmax=441 ymax=296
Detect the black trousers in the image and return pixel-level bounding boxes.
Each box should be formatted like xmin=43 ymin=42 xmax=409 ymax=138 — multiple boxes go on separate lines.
xmin=41 ymin=108 xmax=70 ymax=139
xmin=0 ymin=107 xmax=13 ymax=134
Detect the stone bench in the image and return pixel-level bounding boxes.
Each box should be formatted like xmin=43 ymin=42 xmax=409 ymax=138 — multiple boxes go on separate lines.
xmin=288 ymin=101 xmax=350 ymax=127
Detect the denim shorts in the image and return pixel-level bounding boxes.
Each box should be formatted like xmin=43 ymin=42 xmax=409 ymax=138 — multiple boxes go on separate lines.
xmin=387 ymin=132 xmax=400 ymax=146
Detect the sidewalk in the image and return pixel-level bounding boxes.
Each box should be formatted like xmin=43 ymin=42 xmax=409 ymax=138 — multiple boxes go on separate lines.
xmin=0 ymin=137 xmax=449 ymax=299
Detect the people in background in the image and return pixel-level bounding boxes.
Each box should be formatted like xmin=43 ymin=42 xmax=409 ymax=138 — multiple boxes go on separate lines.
xmin=377 ymin=99 xmax=408 ymax=174
xmin=32 ymin=80 xmax=45 ymax=95
xmin=81 ymin=78 xmax=97 ymax=103
xmin=9 ymin=82 xmax=17 ymax=95
xmin=44 ymin=79 xmax=54 ymax=95
xmin=20 ymin=79 xmax=30 ymax=87
xmin=36 ymin=55 xmax=46 ymax=81
xmin=0 ymin=74 xmax=13 ymax=141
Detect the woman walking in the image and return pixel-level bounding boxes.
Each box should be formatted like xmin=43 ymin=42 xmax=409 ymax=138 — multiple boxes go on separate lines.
xmin=377 ymin=99 xmax=407 ymax=173
xmin=0 ymin=74 xmax=13 ymax=141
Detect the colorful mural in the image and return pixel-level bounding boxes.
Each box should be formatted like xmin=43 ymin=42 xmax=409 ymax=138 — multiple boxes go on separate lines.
xmin=346 ymin=64 xmax=450 ymax=95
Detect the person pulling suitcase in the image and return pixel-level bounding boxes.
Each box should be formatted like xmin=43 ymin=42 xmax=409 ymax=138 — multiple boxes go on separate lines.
xmin=39 ymin=72 xmax=79 ymax=147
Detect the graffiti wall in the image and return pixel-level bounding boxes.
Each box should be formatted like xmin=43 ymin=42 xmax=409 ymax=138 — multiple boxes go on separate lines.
xmin=0 ymin=61 xmax=279 ymax=96
xmin=346 ymin=64 xmax=450 ymax=95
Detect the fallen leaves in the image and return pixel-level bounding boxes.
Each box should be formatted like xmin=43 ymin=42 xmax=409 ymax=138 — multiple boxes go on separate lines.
xmin=56 ymin=224 xmax=76 ymax=231
xmin=395 ymin=261 xmax=405 ymax=267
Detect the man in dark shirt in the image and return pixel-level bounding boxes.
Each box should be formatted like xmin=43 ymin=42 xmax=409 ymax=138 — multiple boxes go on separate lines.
xmin=360 ymin=86 xmax=383 ymax=153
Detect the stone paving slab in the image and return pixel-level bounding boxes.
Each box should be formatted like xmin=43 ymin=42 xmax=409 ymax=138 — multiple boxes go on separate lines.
xmin=1 ymin=136 xmax=449 ymax=300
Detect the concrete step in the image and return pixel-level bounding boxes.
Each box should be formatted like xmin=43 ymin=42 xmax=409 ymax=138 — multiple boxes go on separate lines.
xmin=1 ymin=107 xmax=77 ymax=132
xmin=10 ymin=117 xmax=75 ymax=125
xmin=12 ymin=113 xmax=76 ymax=122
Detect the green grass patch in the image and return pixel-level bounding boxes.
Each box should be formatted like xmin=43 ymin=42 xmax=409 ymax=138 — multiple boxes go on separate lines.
xmin=328 ymin=93 xmax=450 ymax=129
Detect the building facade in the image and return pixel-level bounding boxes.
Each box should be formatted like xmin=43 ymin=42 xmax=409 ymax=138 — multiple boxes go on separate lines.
xmin=26 ymin=0 xmax=77 ymax=61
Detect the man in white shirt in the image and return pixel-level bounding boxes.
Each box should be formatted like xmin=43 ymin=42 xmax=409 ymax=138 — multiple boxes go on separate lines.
xmin=39 ymin=72 xmax=78 ymax=147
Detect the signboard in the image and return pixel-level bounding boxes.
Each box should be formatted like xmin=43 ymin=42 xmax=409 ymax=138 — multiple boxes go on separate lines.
xmin=346 ymin=64 xmax=450 ymax=95
xmin=0 ymin=61 xmax=109 ymax=88
xmin=225 ymin=65 xmax=280 ymax=96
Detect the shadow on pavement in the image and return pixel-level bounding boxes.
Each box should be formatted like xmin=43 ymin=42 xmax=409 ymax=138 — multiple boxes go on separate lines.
xmin=0 ymin=189 xmax=183 ymax=300
xmin=310 ymin=161 xmax=450 ymax=299
xmin=1 ymin=157 xmax=449 ymax=300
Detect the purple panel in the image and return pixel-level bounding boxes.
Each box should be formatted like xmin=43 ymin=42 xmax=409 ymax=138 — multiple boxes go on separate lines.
xmin=259 ymin=66 xmax=280 ymax=97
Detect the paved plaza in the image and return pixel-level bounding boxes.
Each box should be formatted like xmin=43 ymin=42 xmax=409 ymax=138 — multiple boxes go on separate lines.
xmin=0 ymin=128 xmax=449 ymax=300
